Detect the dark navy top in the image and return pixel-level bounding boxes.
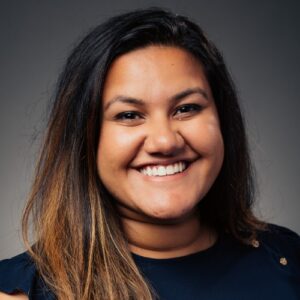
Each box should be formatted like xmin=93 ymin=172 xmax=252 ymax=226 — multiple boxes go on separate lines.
xmin=0 ymin=224 xmax=299 ymax=299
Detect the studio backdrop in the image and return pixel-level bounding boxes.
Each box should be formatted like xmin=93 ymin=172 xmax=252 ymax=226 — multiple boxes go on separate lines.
xmin=0 ymin=0 xmax=299 ymax=259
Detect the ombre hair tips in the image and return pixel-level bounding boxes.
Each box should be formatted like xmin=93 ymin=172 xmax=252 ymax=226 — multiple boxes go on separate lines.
xmin=22 ymin=7 xmax=266 ymax=300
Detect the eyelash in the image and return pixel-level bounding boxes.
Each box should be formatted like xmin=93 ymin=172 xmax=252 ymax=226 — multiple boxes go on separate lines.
xmin=174 ymin=103 xmax=202 ymax=115
xmin=114 ymin=104 xmax=202 ymax=121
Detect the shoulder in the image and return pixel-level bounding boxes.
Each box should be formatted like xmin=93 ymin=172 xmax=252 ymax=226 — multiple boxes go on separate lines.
xmin=0 ymin=252 xmax=36 ymax=298
xmin=258 ymin=223 xmax=300 ymax=252
xmin=263 ymin=223 xmax=300 ymax=237
xmin=255 ymin=223 xmax=300 ymax=272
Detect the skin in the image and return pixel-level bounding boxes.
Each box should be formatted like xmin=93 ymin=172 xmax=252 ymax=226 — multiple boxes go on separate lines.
xmin=0 ymin=292 xmax=28 ymax=300
xmin=0 ymin=47 xmax=223 ymax=299
xmin=98 ymin=46 xmax=224 ymax=258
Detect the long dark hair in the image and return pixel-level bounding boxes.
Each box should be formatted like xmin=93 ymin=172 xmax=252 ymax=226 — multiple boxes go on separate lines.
xmin=22 ymin=7 xmax=265 ymax=299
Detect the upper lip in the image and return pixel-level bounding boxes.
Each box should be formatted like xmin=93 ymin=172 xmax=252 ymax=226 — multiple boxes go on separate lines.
xmin=132 ymin=157 xmax=198 ymax=169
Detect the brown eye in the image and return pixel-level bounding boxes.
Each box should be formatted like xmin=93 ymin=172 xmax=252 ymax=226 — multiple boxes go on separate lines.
xmin=115 ymin=111 xmax=143 ymax=120
xmin=174 ymin=104 xmax=202 ymax=116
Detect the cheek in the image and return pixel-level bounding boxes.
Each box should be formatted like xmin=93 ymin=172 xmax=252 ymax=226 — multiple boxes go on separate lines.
xmin=201 ymin=124 xmax=224 ymax=156
xmin=182 ymin=116 xmax=224 ymax=157
xmin=97 ymin=124 xmax=142 ymax=171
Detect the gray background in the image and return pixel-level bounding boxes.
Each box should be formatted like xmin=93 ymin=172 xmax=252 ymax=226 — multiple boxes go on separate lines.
xmin=0 ymin=0 xmax=299 ymax=259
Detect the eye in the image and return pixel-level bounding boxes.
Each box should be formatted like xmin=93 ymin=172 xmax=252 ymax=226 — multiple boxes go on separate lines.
xmin=114 ymin=111 xmax=144 ymax=122
xmin=174 ymin=104 xmax=202 ymax=117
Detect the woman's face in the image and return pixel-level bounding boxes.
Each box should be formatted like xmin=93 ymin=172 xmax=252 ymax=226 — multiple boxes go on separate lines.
xmin=97 ymin=46 xmax=224 ymax=223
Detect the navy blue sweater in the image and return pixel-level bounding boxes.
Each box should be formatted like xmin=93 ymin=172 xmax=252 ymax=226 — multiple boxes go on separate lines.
xmin=0 ymin=224 xmax=299 ymax=299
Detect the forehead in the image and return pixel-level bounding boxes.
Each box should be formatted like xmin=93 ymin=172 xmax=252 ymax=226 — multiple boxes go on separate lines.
xmin=102 ymin=46 xmax=212 ymax=104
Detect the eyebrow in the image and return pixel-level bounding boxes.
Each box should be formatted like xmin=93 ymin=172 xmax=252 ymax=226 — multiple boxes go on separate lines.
xmin=103 ymin=87 xmax=209 ymax=111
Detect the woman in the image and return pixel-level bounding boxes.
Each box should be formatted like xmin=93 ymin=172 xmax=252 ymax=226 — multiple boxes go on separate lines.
xmin=0 ymin=7 xmax=299 ymax=300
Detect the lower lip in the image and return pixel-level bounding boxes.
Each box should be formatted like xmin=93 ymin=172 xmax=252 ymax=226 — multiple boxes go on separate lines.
xmin=134 ymin=164 xmax=192 ymax=182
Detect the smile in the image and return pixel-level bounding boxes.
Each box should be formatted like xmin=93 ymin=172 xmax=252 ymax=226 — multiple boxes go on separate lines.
xmin=139 ymin=161 xmax=188 ymax=177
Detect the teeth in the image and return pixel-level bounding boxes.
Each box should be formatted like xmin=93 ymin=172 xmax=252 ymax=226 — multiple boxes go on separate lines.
xmin=174 ymin=163 xmax=179 ymax=173
xmin=157 ymin=166 xmax=167 ymax=176
xmin=152 ymin=167 xmax=158 ymax=176
xmin=139 ymin=161 xmax=187 ymax=177
xmin=146 ymin=166 xmax=153 ymax=176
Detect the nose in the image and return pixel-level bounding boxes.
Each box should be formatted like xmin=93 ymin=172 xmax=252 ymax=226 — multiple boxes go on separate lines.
xmin=143 ymin=119 xmax=185 ymax=156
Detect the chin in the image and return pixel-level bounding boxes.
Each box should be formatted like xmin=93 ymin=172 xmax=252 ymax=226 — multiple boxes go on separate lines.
xmin=145 ymin=202 xmax=198 ymax=223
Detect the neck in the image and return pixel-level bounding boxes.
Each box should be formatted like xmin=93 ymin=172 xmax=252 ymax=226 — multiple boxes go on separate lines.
xmin=120 ymin=210 xmax=217 ymax=259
